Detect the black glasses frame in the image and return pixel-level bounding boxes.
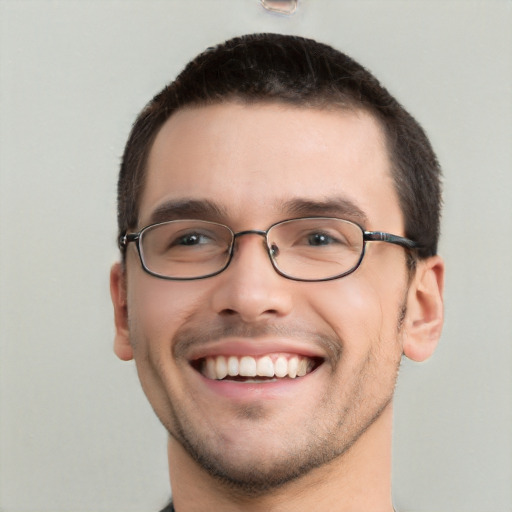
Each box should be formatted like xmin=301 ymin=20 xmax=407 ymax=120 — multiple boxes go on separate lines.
xmin=119 ymin=217 xmax=418 ymax=282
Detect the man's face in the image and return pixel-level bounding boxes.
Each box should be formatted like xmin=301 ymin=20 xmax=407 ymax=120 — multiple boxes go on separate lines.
xmin=117 ymin=103 xmax=413 ymax=491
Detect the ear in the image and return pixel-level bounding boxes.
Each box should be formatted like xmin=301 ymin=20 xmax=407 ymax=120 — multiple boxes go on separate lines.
xmin=110 ymin=262 xmax=133 ymax=361
xmin=403 ymin=255 xmax=445 ymax=362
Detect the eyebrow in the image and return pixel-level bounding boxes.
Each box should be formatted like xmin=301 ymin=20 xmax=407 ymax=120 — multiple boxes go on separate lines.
xmin=145 ymin=196 xmax=368 ymax=227
xmin=147 ymin=199 xmax=227 ymax=226
xmin=282 ymin=197 xmax=369 ymax=226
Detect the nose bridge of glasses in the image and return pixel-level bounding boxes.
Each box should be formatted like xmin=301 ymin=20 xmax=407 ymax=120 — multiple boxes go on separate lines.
xmin=232 ymin=229 xmax=274 ymax=256
xmin=233 ymin=229 xmax=268 ymax=240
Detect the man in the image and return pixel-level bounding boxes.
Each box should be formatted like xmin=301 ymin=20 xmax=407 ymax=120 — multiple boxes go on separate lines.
xmin=110 ymin=33 xmax=444 ymax=512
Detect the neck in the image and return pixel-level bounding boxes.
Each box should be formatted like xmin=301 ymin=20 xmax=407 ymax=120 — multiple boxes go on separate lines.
xmin=167 ymin=404 xmax=395 ymax=512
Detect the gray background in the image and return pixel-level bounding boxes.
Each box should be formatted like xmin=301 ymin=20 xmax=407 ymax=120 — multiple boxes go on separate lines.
xmin=0 ymin=1 xmax=511 ymax=511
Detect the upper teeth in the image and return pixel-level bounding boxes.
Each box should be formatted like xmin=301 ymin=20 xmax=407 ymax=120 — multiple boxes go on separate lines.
xmin=202 ymin=355 xmax=314 ymax=380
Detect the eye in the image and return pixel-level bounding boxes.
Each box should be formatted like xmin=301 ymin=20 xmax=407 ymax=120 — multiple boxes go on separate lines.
xmin=172 ymin=232 xmax=212 ymax=246
xmin=306 ymin=232 xmax=340 ymax=246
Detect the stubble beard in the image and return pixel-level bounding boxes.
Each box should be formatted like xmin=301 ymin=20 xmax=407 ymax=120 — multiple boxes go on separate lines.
xmin=149 ymin=307 xmax=406 ymax=498
xmin=167 ymin=383 xmax=399 ymax=499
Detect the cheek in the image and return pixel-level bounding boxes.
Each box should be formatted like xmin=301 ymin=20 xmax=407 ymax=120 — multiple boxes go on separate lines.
xmin=127 ymin=274 xmax=209 ymax=353
xmin=310 ymin=277 xmax=383 ymax=354
xmin=306 ymin=270 xmax=405 ymax=360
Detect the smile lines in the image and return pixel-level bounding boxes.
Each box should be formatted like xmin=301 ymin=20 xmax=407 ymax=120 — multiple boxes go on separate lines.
xmin=198 ymin=354 xmax=319 ymax=381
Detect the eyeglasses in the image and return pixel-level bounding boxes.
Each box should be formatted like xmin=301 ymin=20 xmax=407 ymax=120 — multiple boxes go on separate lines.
xmin=119 ymin=217 xmax=418 ymax=282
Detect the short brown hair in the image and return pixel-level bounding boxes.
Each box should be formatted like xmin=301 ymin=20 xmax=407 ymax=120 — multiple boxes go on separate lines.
xmin=118 ymin=33 xmax=441 ymax=259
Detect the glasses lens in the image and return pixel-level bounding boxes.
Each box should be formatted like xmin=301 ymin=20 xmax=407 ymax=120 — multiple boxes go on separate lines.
xmin=139 ymin=220 xmax=233 ymax=279
xmin=268 ymin=218 xmax=364 ymax=280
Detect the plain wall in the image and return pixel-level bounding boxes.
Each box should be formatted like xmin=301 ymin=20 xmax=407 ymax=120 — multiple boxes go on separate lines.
xmin=0 ymin=1 xmax=511 ymax=511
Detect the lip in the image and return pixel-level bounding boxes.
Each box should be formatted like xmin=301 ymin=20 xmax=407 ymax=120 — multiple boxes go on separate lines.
xmin=184 ymin=337 xmax=327 ymax=401
xmin=193 ymin=361 xmax=324 ymax=401
xmin=186 ymin=338 xmax=326 ymax=361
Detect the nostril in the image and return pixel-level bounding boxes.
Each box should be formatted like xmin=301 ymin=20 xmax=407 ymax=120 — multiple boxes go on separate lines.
xmin=219 ymin=309 xmax=238 ymax=317
xmin=219 ymin=307 xmax=279 ymax=318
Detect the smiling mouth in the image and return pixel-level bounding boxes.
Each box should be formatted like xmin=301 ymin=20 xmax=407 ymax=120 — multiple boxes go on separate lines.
xmin=192 ymin=354 xmax=323 ymax=382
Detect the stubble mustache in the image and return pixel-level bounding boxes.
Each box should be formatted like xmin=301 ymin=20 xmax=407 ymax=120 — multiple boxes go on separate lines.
xmin=172 ymin=318 xmax=342 ymax=366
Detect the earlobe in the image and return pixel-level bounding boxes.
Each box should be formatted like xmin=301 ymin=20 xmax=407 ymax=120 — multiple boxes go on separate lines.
xmin=403 ymin=255 xmax=445 ymax=362
xmin=110 ymin=262 xmax=133 ymax=361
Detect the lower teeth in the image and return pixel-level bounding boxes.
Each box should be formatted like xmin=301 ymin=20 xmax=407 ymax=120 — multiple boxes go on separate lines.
xmin=223 ymin=376 xmax=278 ymax=382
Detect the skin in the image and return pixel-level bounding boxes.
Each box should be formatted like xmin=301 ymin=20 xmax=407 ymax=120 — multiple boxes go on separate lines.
xmin=111 ymin=102 xmax=444 ymax=511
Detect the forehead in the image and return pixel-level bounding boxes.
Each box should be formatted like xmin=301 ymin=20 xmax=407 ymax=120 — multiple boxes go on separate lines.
xmin=140 ymin=102 xmax=402 ymax=231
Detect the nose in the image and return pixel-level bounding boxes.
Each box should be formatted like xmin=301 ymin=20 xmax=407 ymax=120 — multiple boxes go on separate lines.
xmin=209 ymin=233 xmax=294 ymax=322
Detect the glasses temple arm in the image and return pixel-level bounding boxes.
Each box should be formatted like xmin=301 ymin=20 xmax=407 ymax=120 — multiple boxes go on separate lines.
xmin=118 ymin=233 xmax=139 ymax=250
xmin=363 ymin=231 xmax=418 ymax=249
